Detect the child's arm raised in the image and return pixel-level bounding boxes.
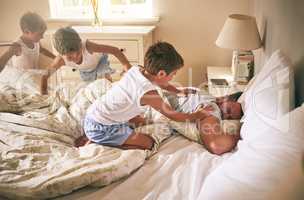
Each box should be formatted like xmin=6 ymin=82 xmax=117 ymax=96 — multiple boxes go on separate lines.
xmin=39 ymin=44 xmax=56 ymax=59
xmin=86 ymin=40 xmax=132 ymax=72
xmin=0 ymin=42 xmax=21 ymax=72
xmin=141 ymin=90 xmax=210 ymax=122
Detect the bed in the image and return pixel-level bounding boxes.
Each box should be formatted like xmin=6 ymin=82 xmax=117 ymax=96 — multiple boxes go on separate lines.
xmin=1 ymin=3 xmax=304 ymax=196
xmin=0 ymin=47 xmax=303 ymax=200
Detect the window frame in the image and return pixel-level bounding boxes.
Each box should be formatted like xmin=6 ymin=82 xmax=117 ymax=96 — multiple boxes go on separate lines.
xmin=48 ymin=0 xmax=153 ymax=20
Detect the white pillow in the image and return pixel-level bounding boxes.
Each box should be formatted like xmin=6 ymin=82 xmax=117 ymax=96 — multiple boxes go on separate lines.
xmin=239 ymin=50 xmax=294 ymax=139
xmin=0 ymin=65 xmax=47 ymax=95
xmin=198 ymin=104 xmax=304 ymax=200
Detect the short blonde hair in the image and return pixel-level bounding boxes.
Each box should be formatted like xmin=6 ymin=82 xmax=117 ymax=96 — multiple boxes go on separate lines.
xmin=20 ymin=12 xmax=47 ymax=32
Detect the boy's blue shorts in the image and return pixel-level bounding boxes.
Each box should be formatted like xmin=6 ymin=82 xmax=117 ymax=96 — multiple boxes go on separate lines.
xmin=79 ymin=54 xmax=116 ymax=82
xmin=83 ymin=117 xmax=133 ymax=146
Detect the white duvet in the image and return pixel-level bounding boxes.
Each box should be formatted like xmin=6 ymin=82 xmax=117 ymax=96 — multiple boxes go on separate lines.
xmin=0 ymin=80 xmax=172 ymax=200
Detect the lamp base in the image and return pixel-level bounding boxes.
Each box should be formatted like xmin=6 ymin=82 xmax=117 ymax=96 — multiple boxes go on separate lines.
xmin=231 ymin=50 xmax=254 ymax=83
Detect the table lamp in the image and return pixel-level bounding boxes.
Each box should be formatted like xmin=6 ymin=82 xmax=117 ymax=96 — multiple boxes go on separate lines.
xmin=215 ymin=14 xmax=262 ymax=82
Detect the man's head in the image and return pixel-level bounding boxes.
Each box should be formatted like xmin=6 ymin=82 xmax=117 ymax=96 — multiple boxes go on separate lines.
xmin=216 ymin=92 xmax=243 ymax=119
xmin=218 ymin=100 xmax=243 ymax=120
xmin=144 ymin=41 xmax=184 ymax=85
xmin=53 ymin=27 xmax=82 ymax=64
xmin=20 ymin=12 xmax=47 ymax=43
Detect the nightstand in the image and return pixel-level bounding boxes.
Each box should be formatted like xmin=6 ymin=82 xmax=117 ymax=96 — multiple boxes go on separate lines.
xmin=207 ymin=66 xmax=248 ymax=97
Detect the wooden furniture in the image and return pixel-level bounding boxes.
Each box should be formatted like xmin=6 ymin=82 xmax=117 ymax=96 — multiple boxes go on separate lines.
xmin=207 ymin=66 xmax=248 ymax=97
xmin=46 ymin=25 xmax=155 ymax=90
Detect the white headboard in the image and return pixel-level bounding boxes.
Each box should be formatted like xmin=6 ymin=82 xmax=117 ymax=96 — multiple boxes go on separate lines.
xmin=251 ymin=0 xmax=304 ymax=107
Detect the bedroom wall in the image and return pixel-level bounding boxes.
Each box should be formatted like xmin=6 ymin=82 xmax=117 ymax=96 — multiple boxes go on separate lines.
xmin=0 ymin=0 xmax=251 ymax=87
xmin=251 ymin=0 xmax=304 ymax=106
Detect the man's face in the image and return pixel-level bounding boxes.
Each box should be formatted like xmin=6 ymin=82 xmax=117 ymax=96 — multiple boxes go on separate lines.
xmin=219 ymin=100 xmax=242 ymax=120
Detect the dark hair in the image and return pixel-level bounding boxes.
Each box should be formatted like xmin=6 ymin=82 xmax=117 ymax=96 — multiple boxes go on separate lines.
xmin=20 ymin=12 xmax=47 ymax=32
xmin=53 ymin=27 xmax=82 ymax=55
xmin=144 ymin=41 xmax=184 ymax=75
xmin=227 ymin=91 xmax=243 ymax=101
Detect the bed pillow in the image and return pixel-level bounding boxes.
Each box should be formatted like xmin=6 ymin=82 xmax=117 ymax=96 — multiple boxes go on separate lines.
xmin=0 ymin=65 xmax=47 ymax=95
xmin=238 ymin=50 xmax=294 ymax=117
xmin=198 ymin=103 xmax=304 ymax=200
xmin=239 ymin=50 xmax=294 ymax=140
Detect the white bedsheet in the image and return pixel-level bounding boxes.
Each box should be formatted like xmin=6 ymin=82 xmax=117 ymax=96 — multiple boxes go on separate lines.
xmin=55 ymin=135 xmax=232 ymax=200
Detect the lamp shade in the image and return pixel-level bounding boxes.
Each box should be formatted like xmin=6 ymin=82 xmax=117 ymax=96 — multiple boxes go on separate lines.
xmin=216 ymin=14 xmax=262 ymax=50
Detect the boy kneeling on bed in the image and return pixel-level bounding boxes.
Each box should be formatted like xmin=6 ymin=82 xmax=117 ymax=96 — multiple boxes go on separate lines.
xmin=79 ymin=42 xmax=211 ymax=150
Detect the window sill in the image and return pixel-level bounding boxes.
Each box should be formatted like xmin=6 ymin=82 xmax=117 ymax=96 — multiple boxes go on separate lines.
xmin=46 ymin=16 xmax=160 ymax=26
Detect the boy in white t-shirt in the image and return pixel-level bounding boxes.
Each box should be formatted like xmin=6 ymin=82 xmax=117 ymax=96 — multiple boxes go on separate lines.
xmin=48 ymin=27 xmax=131 ymax=83
xmin=82 ymin=42 xmax=210 ymax=150
xmin=0 ymin=12 xmax=56 ymax=94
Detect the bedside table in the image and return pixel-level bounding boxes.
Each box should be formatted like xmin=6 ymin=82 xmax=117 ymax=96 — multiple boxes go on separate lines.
xmin=207 ymin=66 xmax=248 ymax=97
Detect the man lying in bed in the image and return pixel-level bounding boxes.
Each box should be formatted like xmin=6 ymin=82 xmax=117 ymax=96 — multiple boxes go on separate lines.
xmin=75 ymin=90 xmax=243 ymax=155
xmin=170 ymin=91 xmax=243 ymax=155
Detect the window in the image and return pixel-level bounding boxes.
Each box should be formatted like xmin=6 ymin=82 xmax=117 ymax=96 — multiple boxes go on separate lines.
xmin=48 ymin=0 xmax=153 ymax=19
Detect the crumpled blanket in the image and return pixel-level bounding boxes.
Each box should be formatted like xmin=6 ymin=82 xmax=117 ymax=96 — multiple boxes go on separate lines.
xmin=0 ymin=79 xmax=172 ymax=200
xmin=0 ymin=83 xmax=50 ymax=113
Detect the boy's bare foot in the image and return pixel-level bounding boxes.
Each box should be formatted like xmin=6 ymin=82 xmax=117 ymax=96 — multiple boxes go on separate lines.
xmin=74 ymin=135 xmax=91 ymax=147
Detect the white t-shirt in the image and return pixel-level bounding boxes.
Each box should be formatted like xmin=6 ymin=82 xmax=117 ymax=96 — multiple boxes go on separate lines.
xmin=62 ymin=40 xmax=104 ymax=71
xmin=9 ymin=38 xmax=40 ymax=70
xmin=87 ymin=66 xmax=157 ymax=125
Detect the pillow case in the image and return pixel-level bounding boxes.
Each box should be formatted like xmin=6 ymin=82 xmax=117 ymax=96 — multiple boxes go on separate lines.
xmin=239 ymin=50 xmax=294 ymax=140
xmin=198 ymin=103 xmax=304 ymax=200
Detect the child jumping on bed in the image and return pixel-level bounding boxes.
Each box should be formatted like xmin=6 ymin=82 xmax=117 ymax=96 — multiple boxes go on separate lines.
xmin=48 ymin=27 xmax=132 ymax=84
xmin=0 ymin=12 xmax=55 ymax=93
xmin=80 ymin=41 xmax=210 ymax=150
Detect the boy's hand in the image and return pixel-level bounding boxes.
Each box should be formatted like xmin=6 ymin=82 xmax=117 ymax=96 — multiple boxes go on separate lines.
xmin=8 ymin=42 xmax=21 ymax=56
xmin=190 ymin=109 xmax=212 ymax=121
xmin=178 ymin=88 xmax=198 ymax=96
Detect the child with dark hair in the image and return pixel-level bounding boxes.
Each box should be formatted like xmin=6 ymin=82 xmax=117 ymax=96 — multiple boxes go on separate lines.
xmin=80 ymin=41 xmax=210 ymax=150
xmin=48 ymin=27 xmax=131 ymax=83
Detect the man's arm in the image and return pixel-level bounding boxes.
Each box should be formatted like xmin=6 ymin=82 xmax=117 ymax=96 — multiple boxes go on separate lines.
xmin=197 ymin=116 xmax=240 ymax=155
xmin=86 ymin=40 xmax=132 ymax=72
